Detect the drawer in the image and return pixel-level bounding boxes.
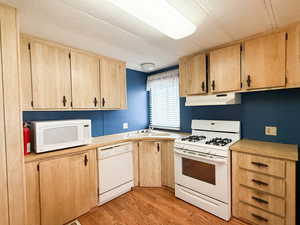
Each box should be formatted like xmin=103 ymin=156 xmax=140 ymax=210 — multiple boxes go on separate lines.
xmin=239 ymin=169 xmax=285 ymax=197
xmin=239 ymin=186 xmax=285 ymax=217
xmin=238 ymin=153 xmax=285 ymax=178
xmin=238 ymin=202 xmax=284 ymax=225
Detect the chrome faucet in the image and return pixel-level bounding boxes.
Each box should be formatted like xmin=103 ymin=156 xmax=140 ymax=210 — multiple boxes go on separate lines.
xmin=149 ymin=125 xmax=154 ymax=131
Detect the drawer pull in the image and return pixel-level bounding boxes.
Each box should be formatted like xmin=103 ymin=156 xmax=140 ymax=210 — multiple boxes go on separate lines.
xmin=251 ymin=179 xmax=268 ymax=186
xmin=251 ymin=161 xmax=269 ymax=168
xmin=251 ymin=213 xmax=268 ymax=222
xmin=252 ymin=196 xmax=269 ymax=204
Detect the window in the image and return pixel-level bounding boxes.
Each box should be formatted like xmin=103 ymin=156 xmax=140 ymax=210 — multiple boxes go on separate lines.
xmin=147 ymin=69 xmax=180 ymax=130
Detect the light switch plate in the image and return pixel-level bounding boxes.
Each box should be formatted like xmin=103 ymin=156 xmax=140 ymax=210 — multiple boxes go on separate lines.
xmin=265 ymin=126 xmax=277 ymax=136
xmin=123 ymin=122 xmax=128 ymax=129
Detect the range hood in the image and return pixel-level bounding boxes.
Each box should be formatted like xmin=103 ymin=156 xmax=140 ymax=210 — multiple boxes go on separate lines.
xmin=185 ymin=93 xmax=241 ymax=106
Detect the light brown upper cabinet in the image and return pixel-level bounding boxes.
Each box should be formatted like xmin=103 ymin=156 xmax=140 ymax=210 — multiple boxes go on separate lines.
xmin=139 ymin=141 xmax=162 ymax=187
xmin=179 ymin=56 xmax=191 ymax=97
xmin=210 ymin=44 xmax=241 ymax=93
xmin=20 ymin=34 xmax=128 ymax=111
xmin=286 ymin=24 xmax=300 ymax=88
xmin=100 ymin=57 xmax=127 ymax=109
xmin=30 ymin=40 xmax=72 ymax=109
xmin=244 ymin=32 xmax=286 ymax=90
xmin=187 ymin=53 xmax=207 ymax=95
xmin=20 ymin=38 xmax=33 ymax=110
xmin=179 ymin=54 xmax=206 ymax=96
xmin=70 ymin=50 xmax=100 ymax=109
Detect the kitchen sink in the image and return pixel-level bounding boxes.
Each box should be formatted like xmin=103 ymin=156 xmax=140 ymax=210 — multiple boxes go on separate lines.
xmin=128 ymin=130 xmax=171 ymax=137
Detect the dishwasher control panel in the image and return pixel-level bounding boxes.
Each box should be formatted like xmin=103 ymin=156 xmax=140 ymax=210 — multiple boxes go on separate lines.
xmin=98 ymin=142 xmax=132 ymax=159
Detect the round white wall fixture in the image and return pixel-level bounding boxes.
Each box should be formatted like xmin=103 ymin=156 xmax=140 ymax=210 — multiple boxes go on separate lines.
xmin=141 ymin=63 xmax=155 ymax=72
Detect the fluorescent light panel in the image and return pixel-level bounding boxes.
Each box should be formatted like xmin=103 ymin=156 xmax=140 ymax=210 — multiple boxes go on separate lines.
xmin=106 ymin=0 xmax=196 ymax=39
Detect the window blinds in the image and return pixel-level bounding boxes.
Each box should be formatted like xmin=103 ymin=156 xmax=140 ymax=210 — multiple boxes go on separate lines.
xmin=147 ymin=69 xmax=180 ymax=130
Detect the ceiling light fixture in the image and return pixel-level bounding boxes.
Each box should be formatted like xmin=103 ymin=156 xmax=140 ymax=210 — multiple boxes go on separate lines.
xmin=106 ymin=0 xmax=196 ymax=39
xmin=141 ymin=63 xmax=155 ymax=72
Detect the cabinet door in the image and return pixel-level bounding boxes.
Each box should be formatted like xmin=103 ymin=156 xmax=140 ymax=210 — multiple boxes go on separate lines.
xmin=71 ymin=50 xmax=100 ymax=109
xmin=244 ymin=32 xmax=286 ymax=89
xmin=25 ymin=162 xmax=40 ymax=225
xmin=187 ymin=53 xmax=207 ymax=95
xmin=210 ymin=44 xmax=241 ymax=93
xmin=30 ymin=41 xmax=72 ymax=109
xmin=132 ymin=142 xmax=140 ymax=186
xmin=139 ymin=141 xmax=162 ymax=187
xmin=20 ymin=38 xmax=33 ymax=110
xmin=286 ymin=24 xmax=300 ymax=88
xmin=161 ymin=141 xmax=175 ymax=189
xmin=179 ymin=56 xmax=191 ymax=97
xmin=100 ymin=58 xmax=126 ymax=109
xmin=39 ymin=153 xmax=90 ymax=225
xmin=0 ymin=30 xmax=9 ymax=225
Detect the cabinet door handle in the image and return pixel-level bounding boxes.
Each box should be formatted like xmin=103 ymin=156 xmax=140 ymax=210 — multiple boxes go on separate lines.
xmin=252 ymin=196 xmax=269 ymax=204
xmin=251 ymin=213 xmax=268 ymax=222
xmin=84 ymin=155 xmax=88 ymax=166
xmin=102 ymin=98 xmax=105 ymax=107
xmin=251 ymin=161 xmax=269 ymax=168
xmin=93 ymin=97 xmax=98 ymax=107
xmin=251 ymin=179 xmax=268 ymax=186
xmin=157 ymin=143 xmax=160 ymax=152
xmin=201 ymin=81 xmax=205 ymax=92
xmin=247 ymin=75 xmax=251 ymax=87
xmin=62 ymin=96 xmax=67 ymax=107
xmin=211 ymin=80 xmax=215 ymax=90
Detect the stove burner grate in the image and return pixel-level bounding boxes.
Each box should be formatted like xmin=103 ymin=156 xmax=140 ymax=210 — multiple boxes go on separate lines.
xmin=181 ymin=135 xmax=206 ymax=142
xmin=205 ymin=137 xmax=232 ymax=146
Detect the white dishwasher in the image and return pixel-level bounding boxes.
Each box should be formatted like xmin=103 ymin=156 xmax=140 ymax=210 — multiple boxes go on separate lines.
xmin=97 ymin=142 xmax=133 ymax=205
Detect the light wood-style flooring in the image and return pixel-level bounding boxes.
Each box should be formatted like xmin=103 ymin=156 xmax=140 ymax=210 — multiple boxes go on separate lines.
xmin=78 ymin=188 xmax=247 ymax=225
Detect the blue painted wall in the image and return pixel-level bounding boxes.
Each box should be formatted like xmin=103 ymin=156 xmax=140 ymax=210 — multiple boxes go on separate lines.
xmin=23 ymin=69 xmax=149 ymax=137
xmin=180 ymin=89 xmax=300 ymax=146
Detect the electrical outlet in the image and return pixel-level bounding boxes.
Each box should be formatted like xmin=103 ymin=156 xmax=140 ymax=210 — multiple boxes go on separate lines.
xmin=123 ymin=122 xmax=128 ymax=129
xmin=265 ymin=126 xmax=277 ymax=136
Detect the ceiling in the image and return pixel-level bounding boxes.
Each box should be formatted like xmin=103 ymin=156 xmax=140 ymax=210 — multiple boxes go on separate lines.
xmin=1 ymin=0 xmax=300 ymax=72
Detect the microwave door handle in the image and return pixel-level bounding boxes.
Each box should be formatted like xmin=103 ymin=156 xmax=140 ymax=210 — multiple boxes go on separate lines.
xmin=175 ymin=150 xmax=227 ymax=164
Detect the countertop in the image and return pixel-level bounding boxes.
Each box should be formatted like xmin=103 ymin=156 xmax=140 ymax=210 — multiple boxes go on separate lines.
xmin=25 ymin=130 xmax=190 ymax=163
xmin=230 ymin=139 xmax=298 ymax=161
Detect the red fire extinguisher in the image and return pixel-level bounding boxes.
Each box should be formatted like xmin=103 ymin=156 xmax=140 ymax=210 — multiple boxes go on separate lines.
xmin=23 ymin=122 xmax=31 ymax=155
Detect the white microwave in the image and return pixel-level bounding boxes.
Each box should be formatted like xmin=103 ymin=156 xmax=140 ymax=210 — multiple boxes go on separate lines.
xmin=31 ymin=120 xmax=91 ymax=153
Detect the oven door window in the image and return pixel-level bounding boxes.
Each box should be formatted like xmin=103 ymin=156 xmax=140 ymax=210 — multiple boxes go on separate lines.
xmin=182 ymin=157 xmax=216 ymax=185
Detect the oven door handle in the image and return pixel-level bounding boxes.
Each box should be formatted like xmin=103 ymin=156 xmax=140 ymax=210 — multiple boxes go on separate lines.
xmin=174 ymin=150 xmax=227 ymax=164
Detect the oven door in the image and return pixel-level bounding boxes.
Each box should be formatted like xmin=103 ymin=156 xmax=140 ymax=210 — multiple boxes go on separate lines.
xmin=174 ymin=148 xmax=230 ymax=203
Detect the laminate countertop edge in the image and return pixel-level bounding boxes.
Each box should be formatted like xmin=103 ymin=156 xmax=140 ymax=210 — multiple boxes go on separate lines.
xmin=24 ymin=130 xmax=190 ymax=163
xmin=230 ymin=139 xmax=298 ymax=161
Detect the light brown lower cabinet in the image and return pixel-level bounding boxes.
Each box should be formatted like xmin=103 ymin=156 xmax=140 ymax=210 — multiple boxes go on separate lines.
xmin=25 ymin=149 xmax=97 ymax=225
xmin=161 ymin=141 xmax=175 ymax=189
xmin=139 ymin=141 xmax=162 ymax=187
xmin=132 ymin=142 xmax=140 ymax=186
xmin=232 ymin=149 xmax=297 ymax=225
xmin=137 ymin=140 xmax=175 ymax=189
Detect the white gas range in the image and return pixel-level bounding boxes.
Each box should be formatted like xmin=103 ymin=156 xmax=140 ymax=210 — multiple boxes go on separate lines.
xmin=174 ymin=120 xmax=240 ymax=221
